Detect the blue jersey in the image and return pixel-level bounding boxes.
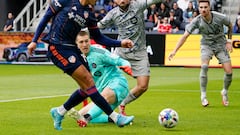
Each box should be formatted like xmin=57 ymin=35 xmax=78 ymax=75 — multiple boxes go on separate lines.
xmin=87 ymin=45 xmax=130 ymax=92
xmin=43 ymin=0 xmax=97 ymax=45
xmin=32 ymin=0 xmax=121 ymax=47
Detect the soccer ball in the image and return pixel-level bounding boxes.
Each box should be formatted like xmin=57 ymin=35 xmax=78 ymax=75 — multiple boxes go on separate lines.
xmin=158 ymin=108 xmax=179 ymax=128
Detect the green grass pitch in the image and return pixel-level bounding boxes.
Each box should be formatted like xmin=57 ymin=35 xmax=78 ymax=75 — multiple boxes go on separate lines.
xmin=0 ymin=64 xmax=240 ymax=135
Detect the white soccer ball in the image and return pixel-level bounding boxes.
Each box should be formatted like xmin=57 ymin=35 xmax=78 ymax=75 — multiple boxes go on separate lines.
xmin=158 ymin=108 xmax=179 ymax=128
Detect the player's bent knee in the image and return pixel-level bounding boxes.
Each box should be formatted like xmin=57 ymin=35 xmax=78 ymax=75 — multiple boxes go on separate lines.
xmin=138 ymin=85 xmax=148 ymax=93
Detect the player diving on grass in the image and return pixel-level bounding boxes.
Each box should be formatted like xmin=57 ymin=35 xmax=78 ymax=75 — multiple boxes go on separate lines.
xmin=28 ymin=0 xmax=134 ymax=130
xmin=67 ymin=29 xmax=133 ymax=127
xmin=168 ymin=0 xmax=233 ymax=107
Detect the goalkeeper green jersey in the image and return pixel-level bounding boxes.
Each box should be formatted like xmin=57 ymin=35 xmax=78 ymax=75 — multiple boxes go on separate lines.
xmin=86 ymin=45 xmax=131 ymax=92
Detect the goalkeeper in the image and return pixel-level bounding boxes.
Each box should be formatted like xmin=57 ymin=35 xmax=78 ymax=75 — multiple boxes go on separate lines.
xmin=68 ymin=29 xmax=133 ymax=127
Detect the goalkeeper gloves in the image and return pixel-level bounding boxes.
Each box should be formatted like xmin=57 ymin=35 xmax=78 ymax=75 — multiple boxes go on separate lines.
xmin=119 ymin=66 xmax=133 ymax=76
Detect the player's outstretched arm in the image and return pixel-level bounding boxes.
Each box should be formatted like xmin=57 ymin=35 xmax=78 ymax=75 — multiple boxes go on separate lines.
xmin=89 ymin=28 xmax=133 ymax=48
xmin=28 ymin=8 xmax=54 ymax=55
xmin=168 ymin=31 xmax=190 ymax=61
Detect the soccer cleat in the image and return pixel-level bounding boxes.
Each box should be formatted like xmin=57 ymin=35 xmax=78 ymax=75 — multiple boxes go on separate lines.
xmin=201 ymin=98 xmax=209 ymax=107
xmin=67 ymin=108 xmax=81 ymax=120
xmin=221 ymin=90 xmax=229 ymax=106
xmin=116 ymin=114 xmax=134 ymax=127
xmin=67 ymin=108 xmax=88 ymax=127
xmin=119 ymin=105 xmax=126 ymax=116
xmin=50 ymin=107 xmax=64 ymax=130
xmin=77 ymin=119 xmax=88 ymax=127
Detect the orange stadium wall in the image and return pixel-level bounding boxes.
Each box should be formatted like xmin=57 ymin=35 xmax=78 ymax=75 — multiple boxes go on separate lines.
xmin=165 ymin=34 xmax=240 ymax=68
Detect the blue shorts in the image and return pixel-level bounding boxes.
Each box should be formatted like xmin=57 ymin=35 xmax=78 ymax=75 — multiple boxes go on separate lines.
xmin=47 ymin=44 xmax=89 ymax=75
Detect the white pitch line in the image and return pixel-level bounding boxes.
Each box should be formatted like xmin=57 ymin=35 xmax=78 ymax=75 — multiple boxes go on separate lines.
xmin=1 ymin=89 xmax=240 ymax=103
xmin=0 ymin=94 xmax=70 ymax=103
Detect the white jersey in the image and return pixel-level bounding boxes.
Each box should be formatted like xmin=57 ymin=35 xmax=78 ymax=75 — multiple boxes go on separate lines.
xmin=98 ymin=0 xmax=162 ymax=54
xmin=186 ymin=11 xmax=231 ymax=49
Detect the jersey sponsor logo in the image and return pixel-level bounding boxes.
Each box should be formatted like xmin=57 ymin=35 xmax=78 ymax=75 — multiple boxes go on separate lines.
xmin=118 ymin=16 xmax=138 ymax=28
xmin=75 ymin=14 xmax=86 ymax=27
xmin=68 ymin=7 xmax=86 ymax=27
xmin=94 ymin=71 xmax=102 ymax=77
xmin=72 ymin=6 xmax=77 ymax=11
xmin=68 ymin=12 xmax=75 ymax=19
xmin=130 ymin=17 xmax=138 ymax=25
xmin=232 ymin=40 xmax=240 ymax=48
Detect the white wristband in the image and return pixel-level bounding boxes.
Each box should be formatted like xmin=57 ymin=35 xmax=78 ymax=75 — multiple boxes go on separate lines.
xmin=227 ymin=39 xmax=232 ymax=43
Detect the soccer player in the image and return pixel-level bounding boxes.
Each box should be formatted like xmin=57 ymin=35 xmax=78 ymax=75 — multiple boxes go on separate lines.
xmin=168 ymin=0 xmax=233 ymax=107
xmin=27 ymin=0 xmax=134 ymax=130
xmin=97 ymin=0 xmax=163 ymax=115
xmin=68 ymin=29 xmax=133 ymax=127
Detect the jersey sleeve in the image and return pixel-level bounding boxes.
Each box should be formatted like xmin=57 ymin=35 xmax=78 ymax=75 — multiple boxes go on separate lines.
xmin=32 ymin=8 xmax=55 ymax=42
xmin=49 ymin=0 xmax=67 ymax=13
xmin=186 ymin=17 xmax=199 ymax=34
xmin=97 ymin=11 xmax=115 ymax=29
xmin=222 ymin=14 xmax=231 ymax=26
xmin=89 ymin=28 xmax=121 ymax=47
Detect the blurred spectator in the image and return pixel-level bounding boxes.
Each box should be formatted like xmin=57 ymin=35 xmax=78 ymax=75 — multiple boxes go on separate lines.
xmin=172 ymin=2 xmax=183 ymax=25
xmin=185 ymin=9 xmax=199 ymax=34
xmin=3 ymin=12 xmax=14 ymax=32
xmin=144 ymin=9 xmax=148 ymax=21
xmin=146 ymin=4 xmax=158 ymax=27
xmin=145 ymin=21 xmax=155 ymax=32
xmin=180 ymin=1 xmax=195 ymax=30
xmin=183 ymin=1 xmax=195 ymax=23
xmin=164 ymin=0 xmax=177 ymax=9
xmin=155 ymin=17 xmax=172 ymax=33
xmin=157 ymin=2 xmax=170 ymax=22
xmin=233 ymin=16 xmax=240 ymax=33
xmin=177 ymin=0 xmax=191 ymax=11
xmin=100 ymin=8 xmax=107 ymax=15
xmin=169 ymin=9 xmax=182 ymax=33
xmin=104 ymin=0 xmax=116 ymax=12
xmin=192 ymin=0 xmax=198 ymax=9
xmin=192 ymin=9 xmax=199 ymax=18
xmin=210 ymin=0 xmax=217 ymax=11
xmin=95 ymin=10 xmax=104 ymax=22
xmin=96 ymin=0 xmax=105 ymax=6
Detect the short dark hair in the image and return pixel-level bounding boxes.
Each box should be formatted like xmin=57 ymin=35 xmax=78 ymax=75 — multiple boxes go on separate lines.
xmin=198 ymin=0 xmax=210 ymax=5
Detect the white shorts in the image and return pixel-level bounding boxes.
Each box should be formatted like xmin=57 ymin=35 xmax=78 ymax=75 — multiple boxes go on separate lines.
xmin=117 ymin=49 xmax=150 ymax=77
xmin=201 ymin=45 xmax=231 ymax=64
